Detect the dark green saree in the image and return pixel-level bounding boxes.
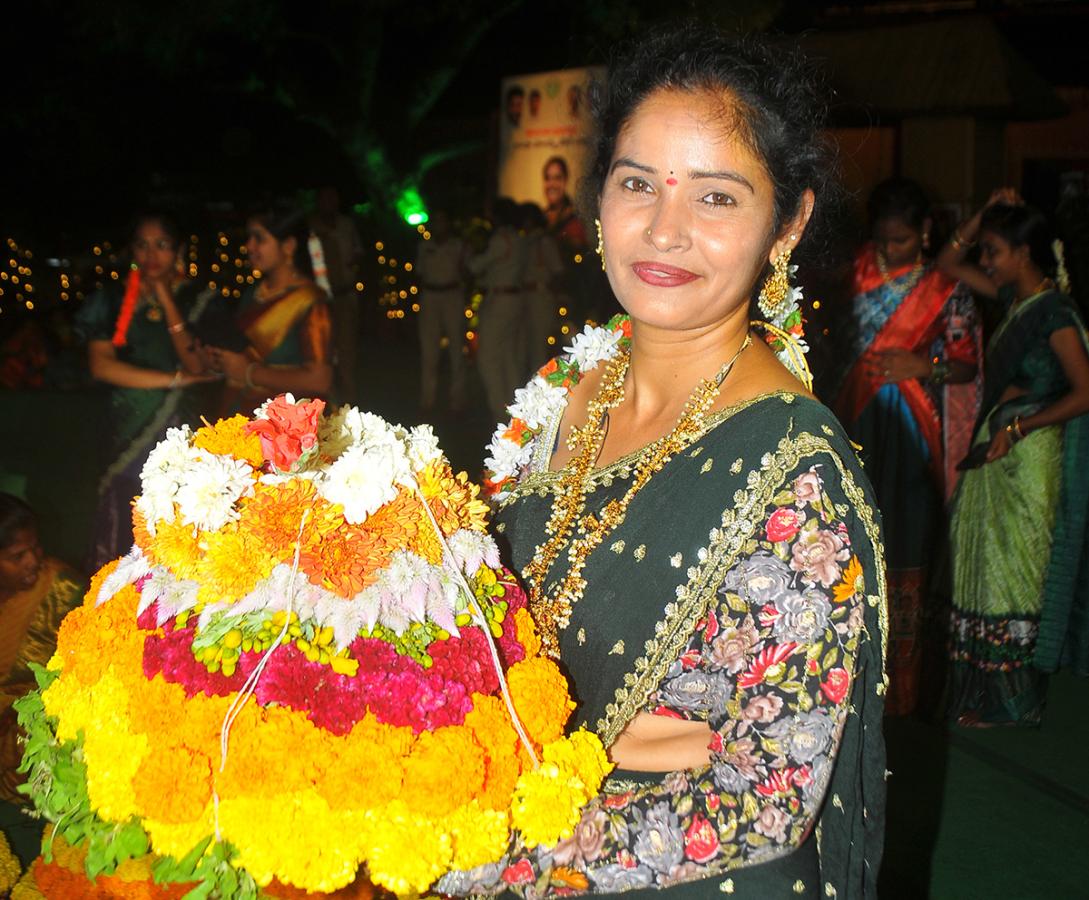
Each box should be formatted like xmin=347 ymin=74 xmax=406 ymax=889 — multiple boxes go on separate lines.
xmin=446 ymin=393 xmax=887 ymax=898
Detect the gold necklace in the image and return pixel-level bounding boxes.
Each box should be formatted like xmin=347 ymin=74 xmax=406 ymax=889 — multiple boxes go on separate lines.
xmin=876 ymin=251 xmax=925 ymax=293
xmin=524 ymin=333 xmax=753 ymax=657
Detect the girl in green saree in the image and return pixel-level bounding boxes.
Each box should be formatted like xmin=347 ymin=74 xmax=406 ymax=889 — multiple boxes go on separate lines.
xmin=443 ymin=28 xmax=886 ymax=898
xmin=77 ymin=214 xmax=217 ymax=570
xmin=938 ymin=198 xmax=1089 ymax=726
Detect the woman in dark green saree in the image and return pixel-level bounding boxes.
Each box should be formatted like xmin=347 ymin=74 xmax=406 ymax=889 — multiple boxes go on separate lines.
xmin=938 ymin=199 xmax=1089 ymax=726
xmin=443 ymin=29 xmax=887 ymax=898
xmin=77 ymin=214 xmax=216 ymax=571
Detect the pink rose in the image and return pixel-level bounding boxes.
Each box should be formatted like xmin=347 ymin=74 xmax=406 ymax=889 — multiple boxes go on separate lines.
xmin=821 ymin=667 xmax=850 ymax=704
xmin=753 ymin=804 xmax=791 ymax=842
xmin=741 ymin=694 xmax=784 ymax=724
xmin=791 ymin=527 xmax=849 ymax=587
xmin=793 ymin=469 xmax=822 ymax=506
xmin=684 ymin=813 xmax=721 ymax=863
xmin=766 ymin=507 xmax=801 ymax=542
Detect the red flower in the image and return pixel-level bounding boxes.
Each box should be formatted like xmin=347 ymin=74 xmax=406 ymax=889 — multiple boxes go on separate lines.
xmin=652 ymin=705 xmax=684 ymax=719
xmin=738 ymin=642 xmax=799 ymax=689
xmin=604 ymin=791 xmax=634 ymax=810
xmin=702 ymin=613 xmax=720 ymax=642
xmin=683 ymin=813 xmax=721 ymax=863
xmin=706 ymin=792 xmax=721 ymax=812
xmin=759 ymin=604 xmax=780 ymax=628
xmin=708 ymin=731 xmax=724 ymax=754
xmin=820 ymin=667 xmax=850 ymax=705
xmin=756 ymin=768 xmax=801 ymax=798
xmin=502 ymin=859 xmax=536 ymax=885
xmin=245 ymin=394 xmax=325 ymax=472
xmin=766 ymin=507 xmax=801 ymax=542
xmin=680 ymin=649 xmax=701 ymax=670
xmin=805 ymin=657 xmax=819 ymax=675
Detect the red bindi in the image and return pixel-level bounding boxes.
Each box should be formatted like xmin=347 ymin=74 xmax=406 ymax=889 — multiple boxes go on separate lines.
xmin=666 ymin=177 xmax=678 ymax=186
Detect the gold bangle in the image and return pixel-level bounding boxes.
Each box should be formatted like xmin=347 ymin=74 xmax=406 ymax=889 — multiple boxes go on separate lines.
xmin=244 ymin=362 xmax=260 ymax=391
xmin=1012 ymin=416 xmax=1026 ymax=440
xmin=950 ymin=229 xmax=974 ymax=252
xmin=168 ymin=369 xmax=182 ymax=390
xmin=167 ymin=321 xmax=186 ymax=335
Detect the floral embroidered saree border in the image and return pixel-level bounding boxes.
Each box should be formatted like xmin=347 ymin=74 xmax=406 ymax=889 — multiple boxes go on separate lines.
xmin=593 ymin=430 xmax=888 ymax=747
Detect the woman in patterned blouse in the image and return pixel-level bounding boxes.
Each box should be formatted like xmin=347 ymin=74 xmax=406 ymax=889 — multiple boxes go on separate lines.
xmin=442 ymin=26 xmax=887 ymax=898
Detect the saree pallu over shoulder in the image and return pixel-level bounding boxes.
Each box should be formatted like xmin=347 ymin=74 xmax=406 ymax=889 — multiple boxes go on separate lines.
xmin=836 ymin=250 xmax=957 ymax=484
xmin=238 ymin=282 xmax=329 ymax=362
xmin=496 ymin=394 xmax=888 ymax=896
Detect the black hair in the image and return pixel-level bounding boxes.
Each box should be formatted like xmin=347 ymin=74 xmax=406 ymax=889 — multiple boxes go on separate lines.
xmin=584 ymin=26 xmax=843 ymax=266
xmin=492 ymin=196 xmax=521 ymax=228
xmin=0 ymin=493 xmax=36 ymax=549
xmin=543 ymin=156 xmax=569 ymax=180
xmin=128 ymin=211 xmax=182 ymax=249
xmin=979 ymin=203 xmax=1058 ymax=279
xmin=248 ymin=203 xmax=314 ymax=278
xmin=519 ymin=201 xmax=547 ymax=230
xmin=867 ymin=178 xmax=931 ymax=233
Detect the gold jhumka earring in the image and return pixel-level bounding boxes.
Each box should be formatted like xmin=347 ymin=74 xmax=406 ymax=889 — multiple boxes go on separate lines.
xmin=758 ymin=248 xmax=793 ymax=319
xmin=594 ymin=218 xmax=606 ymax=272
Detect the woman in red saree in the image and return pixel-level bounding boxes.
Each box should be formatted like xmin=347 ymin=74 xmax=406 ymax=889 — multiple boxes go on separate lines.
xmin=835 ymin=179 xmax=980 ymax=716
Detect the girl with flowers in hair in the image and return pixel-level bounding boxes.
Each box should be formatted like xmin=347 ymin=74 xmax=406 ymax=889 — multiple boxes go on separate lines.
xmin=77 ymin=212 xmax=217 ymax=570
xmin=445 ymin=25 xmax=887 ymax=898
xmin=207 ymin=203 xmax=333 ymax=412
xmin=938 ymin=192 xmax=1089 ymax=726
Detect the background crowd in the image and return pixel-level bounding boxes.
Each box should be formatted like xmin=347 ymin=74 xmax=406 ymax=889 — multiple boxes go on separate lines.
xmin=2 ymin=1 xmax=1088 ymax=897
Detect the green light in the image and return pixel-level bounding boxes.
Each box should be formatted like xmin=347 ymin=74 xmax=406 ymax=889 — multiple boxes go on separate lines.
xmin=395 ymin=187 xmax=429 ymax=227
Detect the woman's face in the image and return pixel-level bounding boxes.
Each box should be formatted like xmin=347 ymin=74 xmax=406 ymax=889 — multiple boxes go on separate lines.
xmin=872 ymin=215 xmax=924 ymax=270
xmin=543 ymin=162 xmax=567 ymax=209
xmin=599 ymin=88 xmax=795 ymax=334
xmin=132 ymin=220 xmax=177 ymax=282
xmin=245 ymin=221 xmax=293 ymax=275
xmin=0 ymin=527 xmax=44 ymax=593
xmin=979 ymin=230 xmax=1027 ymax=288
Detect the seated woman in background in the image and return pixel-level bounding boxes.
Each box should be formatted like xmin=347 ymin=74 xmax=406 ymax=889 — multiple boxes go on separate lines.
xmin=0 ymin=493 xmax=84 ymax=868
xmin=208 ymin=205 xmax=333 ymax=409
xmin=938 ymin=193 xmax=1089 ymax=726
xmin=76 ymin=212 xmax=216 ymax=570
xmin=834 ymin=178 xmax=980 ymax=716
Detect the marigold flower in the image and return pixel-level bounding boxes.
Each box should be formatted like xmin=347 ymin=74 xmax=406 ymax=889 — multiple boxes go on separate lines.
xmin=193 ymin=414 xmax=265 ymax=469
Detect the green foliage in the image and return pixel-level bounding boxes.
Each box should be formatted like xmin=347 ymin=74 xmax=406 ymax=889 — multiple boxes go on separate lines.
xmin=13 ymin=663 xmax=259 ymax=899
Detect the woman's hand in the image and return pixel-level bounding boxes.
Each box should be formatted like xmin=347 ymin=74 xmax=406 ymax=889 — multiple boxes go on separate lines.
xmin=207 ymin=347 xmax=252 ymax=387
xmin=864 ymin=349 xmax=931 ymax=384
xmin=985 ymin=426 xmax=1014 ymax=463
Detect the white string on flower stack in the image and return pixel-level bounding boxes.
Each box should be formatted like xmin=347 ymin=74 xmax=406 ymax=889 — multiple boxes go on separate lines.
xmin=410 ymin=479 xmax=540 ymax=769
xmin=213 ymin=508 xmax=311 ymax=841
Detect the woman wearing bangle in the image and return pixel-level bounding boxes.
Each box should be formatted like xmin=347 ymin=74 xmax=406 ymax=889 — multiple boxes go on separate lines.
xmin=208 ymin=204 xmax=333 ymax=410
xmin=937 ymin=197 xmax=1089 ymax=726
xmin=75 ymin=212 xmax=217 ymax=570
xmin=833 ymin=178 xmax=980 ymax=716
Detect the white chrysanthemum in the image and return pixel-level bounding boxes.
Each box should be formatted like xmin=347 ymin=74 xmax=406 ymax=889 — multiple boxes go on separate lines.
xmin=448 ymin=529 xmax=500 ymax=577
xmin=507 ymin=376 xmax=567 ymax=430
xmin=317 ymin=405 xmax=367 ymax=460
xmin=484 ymin=430 xmax=533 ymax=482
xmin=564 ymin=322 xmax=623 ymax=370
xmin=174 ymin=453 xmax=254 ymax=532
xmin=319 ymin=442 xmax=401 ymax=523
xmin=136 ymin=426 xmax=199 ymax=527
xmin=401 ymin=424 xmax=442 ymax=471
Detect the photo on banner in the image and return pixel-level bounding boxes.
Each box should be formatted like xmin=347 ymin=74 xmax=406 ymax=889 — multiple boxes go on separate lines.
xmin=498 ymin=67 xmax=604 ymax=253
